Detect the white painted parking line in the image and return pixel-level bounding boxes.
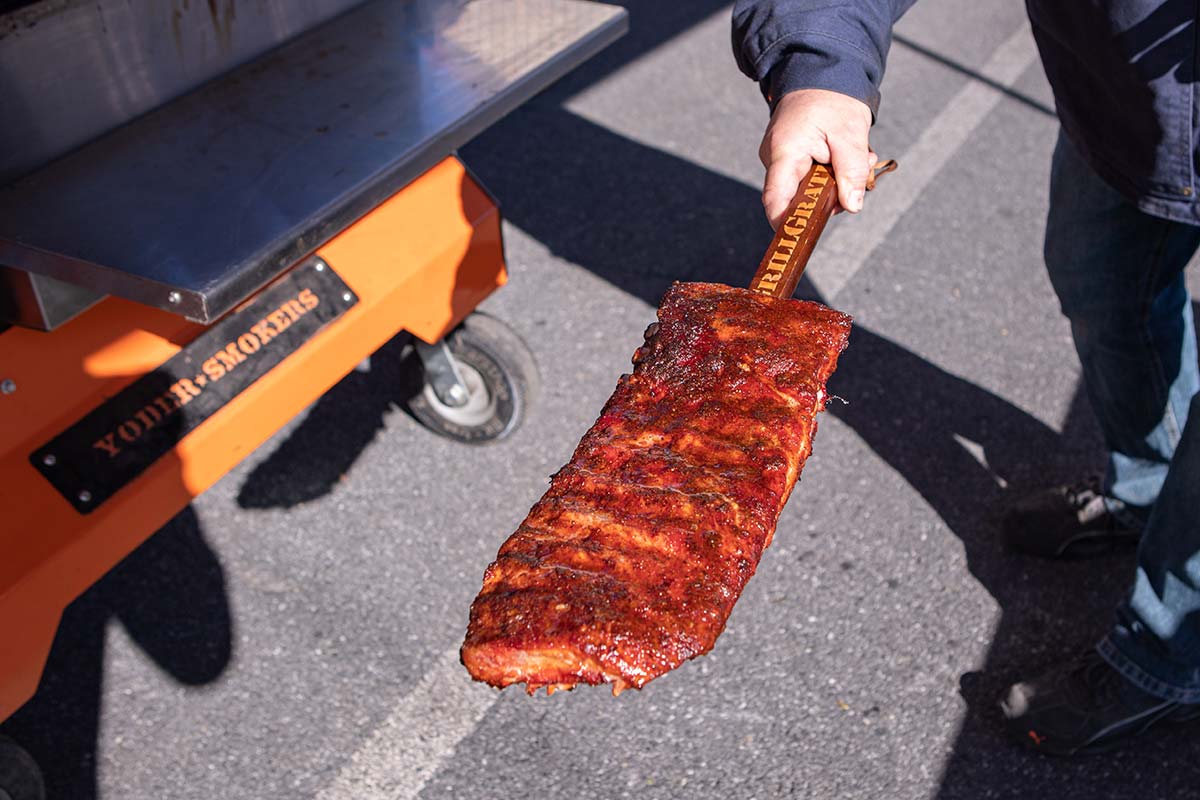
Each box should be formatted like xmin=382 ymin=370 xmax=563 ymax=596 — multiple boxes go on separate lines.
xmin=808 ymin=23 xmax=1041 ymax=302
xmin=317 ymin=646 xmax=498 ymax=800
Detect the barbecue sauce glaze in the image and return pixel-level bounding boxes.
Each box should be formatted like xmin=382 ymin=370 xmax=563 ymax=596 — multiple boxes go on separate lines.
xmin=462 ymin=282 xmax=852 ymax=694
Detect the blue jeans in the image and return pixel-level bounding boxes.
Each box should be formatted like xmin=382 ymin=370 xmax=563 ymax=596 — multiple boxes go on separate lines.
xmin=1043 ymin=130 xmax=1200 ymax=701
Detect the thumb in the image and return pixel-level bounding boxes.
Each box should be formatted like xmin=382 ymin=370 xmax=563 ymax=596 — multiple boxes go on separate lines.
xmin=828 ymin=130 xmax=872 ymax=214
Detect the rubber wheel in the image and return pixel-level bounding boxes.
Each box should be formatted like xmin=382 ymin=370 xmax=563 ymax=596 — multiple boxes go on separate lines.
xmin=406 ymin=313 xmax=539 ymax=443
xmin=0 ymin=737 xmax=44 ymax=800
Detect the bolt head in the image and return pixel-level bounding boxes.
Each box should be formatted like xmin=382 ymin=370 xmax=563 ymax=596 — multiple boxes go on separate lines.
xmin=167 ymin=291 xmax=182 ymax=305
xmin=42 ymin=453 xmax=57 ymax=467
xmin=342 ymin=291 xmax=353 ymax=303
xmin=77 ymin=490 xmax=92 ymax=504
xmin=0 ymin=379 xmax=14 ymax=394
xmin=314 ymin=262 xmax=326 ymax=272
xmin=448 ymin=385 xmax=467 ymax=402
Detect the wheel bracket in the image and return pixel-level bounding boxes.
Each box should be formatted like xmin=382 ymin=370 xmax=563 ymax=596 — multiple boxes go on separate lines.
xmin=414 ymin=339 xmax=471 ymax=408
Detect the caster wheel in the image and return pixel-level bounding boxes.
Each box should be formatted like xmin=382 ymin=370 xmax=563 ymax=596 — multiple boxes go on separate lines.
xmin=0 ymin=736 xmax=44 ymax=800
xmin=407 ymin=312 xmax=539 ymax=443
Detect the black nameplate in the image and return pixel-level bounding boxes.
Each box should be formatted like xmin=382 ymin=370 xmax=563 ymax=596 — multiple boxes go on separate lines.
xmin=31 ymin=258 xmax=357 ymax=513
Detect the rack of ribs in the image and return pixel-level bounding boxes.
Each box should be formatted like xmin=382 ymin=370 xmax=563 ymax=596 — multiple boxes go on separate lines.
xmin=461 ymin=280 xmax=852 ymax=695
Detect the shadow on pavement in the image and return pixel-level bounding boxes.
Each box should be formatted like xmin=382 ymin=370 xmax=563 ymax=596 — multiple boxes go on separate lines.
xmin=0 ymin=508 xmax=232 ymax=800
xmin=227 ymin=1 xmax=1200 ymax=792
xmin=236 ymin=334 xmax=422 ymax=509
xmin=459 ymin=92 xmax=1200 ymax=795
xmin=217 ymin=1 xmax=1200 ymax=793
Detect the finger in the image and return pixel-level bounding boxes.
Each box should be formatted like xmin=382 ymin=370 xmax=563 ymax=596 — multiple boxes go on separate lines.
xmin=762 ymin=153 xmax=812 ymax=229
xmin=828 ymin=129 xmax=872 ymax=214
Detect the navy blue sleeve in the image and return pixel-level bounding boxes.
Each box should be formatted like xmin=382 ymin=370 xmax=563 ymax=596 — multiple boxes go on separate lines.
xmin=732 ymin=1 xmax=917 ymax=116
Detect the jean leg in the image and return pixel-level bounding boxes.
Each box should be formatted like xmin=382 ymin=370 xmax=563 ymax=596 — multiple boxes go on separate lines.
xmin=1043 ymin=130 xmax=1200 ymax=526
xmin=1100 ymin=390 xmax=1200 ymax=701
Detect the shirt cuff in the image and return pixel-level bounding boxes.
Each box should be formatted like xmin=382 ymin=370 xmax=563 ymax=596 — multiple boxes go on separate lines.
xmin=765 ymin=48 xmax=882 ymax=120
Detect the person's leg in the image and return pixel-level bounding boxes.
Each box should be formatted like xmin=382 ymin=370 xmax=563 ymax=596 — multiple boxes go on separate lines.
xmin=1043 ymin=131 xmax=1200 ymax=524
xmin=1003 ymin=397 xmax=1200 ymax=756
xmin=1000 ymin=130 xmax=1200 ymax=755
xmin=1100 ymin=389 xmax=1200 ymax=701
xmin=1004 ymin=130 xmax=1200 ymax=558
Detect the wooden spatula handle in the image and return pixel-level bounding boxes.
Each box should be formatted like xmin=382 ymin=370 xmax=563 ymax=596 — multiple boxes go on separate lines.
xmin=750 ymin=162 xmax=839 ymax=299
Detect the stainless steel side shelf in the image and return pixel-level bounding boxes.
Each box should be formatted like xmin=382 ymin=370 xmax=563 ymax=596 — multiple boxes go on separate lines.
xmin=0 ymin=0 xmax=627 ymax=326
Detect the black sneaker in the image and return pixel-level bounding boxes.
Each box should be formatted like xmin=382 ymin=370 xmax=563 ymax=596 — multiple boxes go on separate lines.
xmin=1003 ymin=479 xmax=1141 ymax=558
xmin=1000 ymin=650 xmax=1200 ymax=756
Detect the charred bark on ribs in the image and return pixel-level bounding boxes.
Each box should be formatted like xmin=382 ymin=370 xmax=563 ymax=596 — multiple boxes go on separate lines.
xmin=461 ymin=282 xmax=852 ymax=694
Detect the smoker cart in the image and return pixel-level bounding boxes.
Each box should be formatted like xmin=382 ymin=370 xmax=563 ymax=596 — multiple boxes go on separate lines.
xmin=0 ymin=0 xmax=627 ymax=794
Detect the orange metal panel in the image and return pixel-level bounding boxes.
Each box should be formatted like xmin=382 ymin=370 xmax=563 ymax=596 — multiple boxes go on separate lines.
xmin=318 ymin=157 xmax=506 ymax=344
xmin=0 ymin=156 xmax=505 ymax=722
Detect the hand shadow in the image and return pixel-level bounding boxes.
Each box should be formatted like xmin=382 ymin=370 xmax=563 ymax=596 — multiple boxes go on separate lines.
xmin=0 ymin=507 xmax=232 ymax=800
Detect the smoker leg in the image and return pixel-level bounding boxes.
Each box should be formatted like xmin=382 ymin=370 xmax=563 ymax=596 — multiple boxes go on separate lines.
xmin=414 ymin=339 xmax=472 ymax=408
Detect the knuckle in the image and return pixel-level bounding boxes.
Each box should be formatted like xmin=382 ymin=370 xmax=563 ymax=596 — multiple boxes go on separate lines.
xmin=840 ymin=164 xmax=871 ymax=182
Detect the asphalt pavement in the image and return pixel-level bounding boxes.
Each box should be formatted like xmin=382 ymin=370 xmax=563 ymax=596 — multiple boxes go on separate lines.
xmin=6 ymin=1 xmax=1200 ymax=798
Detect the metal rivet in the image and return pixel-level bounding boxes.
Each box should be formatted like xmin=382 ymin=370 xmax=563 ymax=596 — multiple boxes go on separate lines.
xmin=42 ymin=454 xmax=57 ymax=467
xmin=167 ymin=291 xmax=182 ymax=305
xmin=342 ymin=292 xmax=353 ymax=302
xmin=314 ymin=262 xmax=326 ymax=272
xmin=78 ymin=490 xmax=92 ymax=504
xmin=0 ymin=379 xmax=14 ymax=394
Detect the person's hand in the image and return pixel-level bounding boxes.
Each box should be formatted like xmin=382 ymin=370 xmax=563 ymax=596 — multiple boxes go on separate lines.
xmin=758 ymin=88 xmax=876 ymax=228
